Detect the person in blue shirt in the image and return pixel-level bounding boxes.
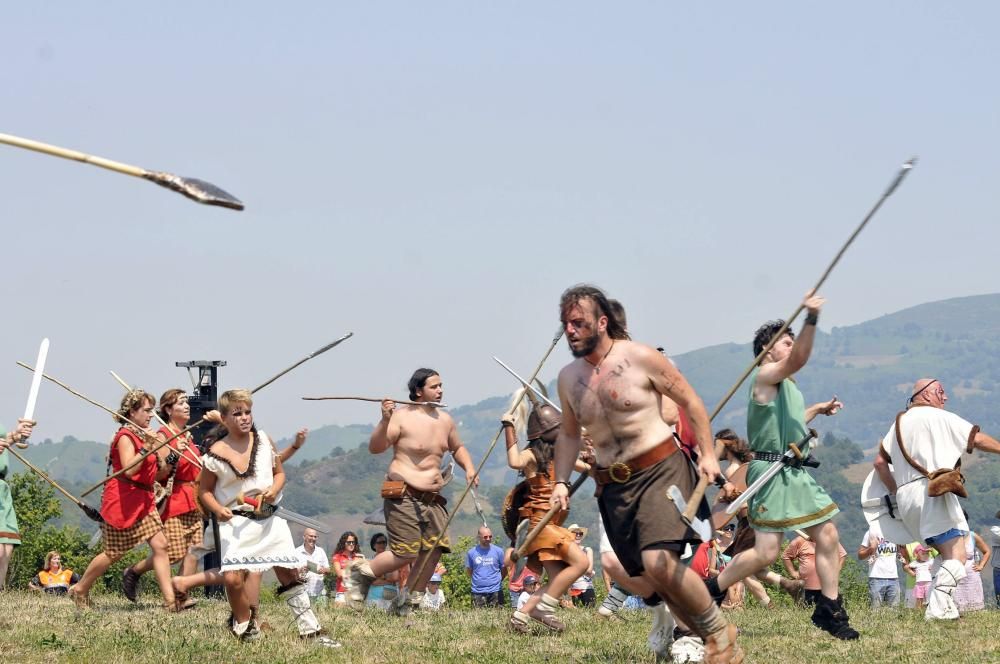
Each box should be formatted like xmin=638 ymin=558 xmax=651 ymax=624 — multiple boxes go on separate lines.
xmin=465 ymin=526 xmax=507 ymax=606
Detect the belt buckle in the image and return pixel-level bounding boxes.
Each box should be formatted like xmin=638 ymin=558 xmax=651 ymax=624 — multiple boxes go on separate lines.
xmin=608 ymin=462 xmax=632 ymax=483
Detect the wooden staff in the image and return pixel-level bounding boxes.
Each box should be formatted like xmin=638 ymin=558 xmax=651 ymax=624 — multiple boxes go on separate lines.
xmin=682 ymin=158 xmax=917 ymax=510
xmin=510 ymin=472 xmax=589 ymax=562
xmin=77 ymin=332 xmax=354 ymax=497
xmin=110 ymin=370 xmax=202 ymax=469
xmin=302 ymin=396 xmax=447 ymax=408
xmin=0 ymin=132 xmax=244 ymax=210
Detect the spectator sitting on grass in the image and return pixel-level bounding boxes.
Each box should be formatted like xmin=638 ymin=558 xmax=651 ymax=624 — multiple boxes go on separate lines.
xmin=28 ymin=551 xmax=80 ymax=596
xmin=421 ymin=573 xmax=446 ymax=611
xmin=516 ymin=574 xmax=541 ymax=610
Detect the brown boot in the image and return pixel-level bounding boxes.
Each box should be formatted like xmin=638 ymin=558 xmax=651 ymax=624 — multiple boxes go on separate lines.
xmin=779 ymin=577 xmax=806 ymax=605
xmin=704 ymin=623 xmax=744 ymax=664
xmin=122 ymin=566 xmax=140 ymax=603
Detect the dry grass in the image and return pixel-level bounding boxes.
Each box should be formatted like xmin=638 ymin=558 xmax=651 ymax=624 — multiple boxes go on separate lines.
xmin=1 ymin=590 xmax=998 ymax=663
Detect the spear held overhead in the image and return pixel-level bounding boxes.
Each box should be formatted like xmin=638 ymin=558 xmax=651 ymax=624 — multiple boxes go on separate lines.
xmin=0 ymin=132 xmax=244 ymax=210
xmin=80 ymin=332 xmax=354 ymax=496
xmin=673 ymin=157 xmax=918 ymax=531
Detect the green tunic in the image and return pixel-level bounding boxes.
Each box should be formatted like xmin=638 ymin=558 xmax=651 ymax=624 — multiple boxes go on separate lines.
xmin=745 ymin=369 xmax=838 ymax=532
xmin=0 ymin=423 xmax=20 ymax=545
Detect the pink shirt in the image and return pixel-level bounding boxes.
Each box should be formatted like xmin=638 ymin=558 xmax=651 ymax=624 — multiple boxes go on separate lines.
xmin=782 ymin=537 xmax=847 ymax=590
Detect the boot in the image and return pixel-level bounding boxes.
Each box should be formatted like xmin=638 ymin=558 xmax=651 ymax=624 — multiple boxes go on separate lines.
xmin=597 ymin=584 xmax=629 ymax=617
xmin=527 ymin=594 xmax=565 ymax=632
xmin=508 ymin=610 xmax=532 ymax=634
xmin=779 ymin=577 xmax=805 ymax=605
xmin=345 ymin=560 xmax=376 ymax=609
xmin=122 ymin=566 xmax=140 ymax=603
xmin=277 ymin=582 xmax=322 ymax=637
xmin=810 ymin=594 xmax=859 ymax=640
xmin=703 ymin=623 xmax=744 ymax=664
xmin=647 ymin=603 xmax=675 ymax=661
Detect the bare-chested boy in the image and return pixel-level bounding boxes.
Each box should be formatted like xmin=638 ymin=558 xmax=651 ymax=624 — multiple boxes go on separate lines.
xmin=347 ymin=368 xmax=478 ymax=614
xmin=550 ymin=285 xmax=742 ymax=664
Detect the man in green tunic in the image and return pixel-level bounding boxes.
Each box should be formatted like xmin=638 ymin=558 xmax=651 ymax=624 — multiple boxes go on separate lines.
xmin=0 ymin=418 xmax=35 ymax=588
xmin=706 ymin=293 xmax=858 ymax=640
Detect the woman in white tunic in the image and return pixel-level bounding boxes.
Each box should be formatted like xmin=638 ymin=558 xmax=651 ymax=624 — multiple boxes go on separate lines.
xmin=200 ymin=389 xmax=339 ymax=647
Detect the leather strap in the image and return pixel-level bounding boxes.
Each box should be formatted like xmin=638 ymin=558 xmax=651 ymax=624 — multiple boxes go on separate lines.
xmin=404 ymin=483 xmax=446 ymax=506
xmin=893 ymin=410 xmax=960 ymax=478
xmin=594 ymin=440 xmax=677 ymax=486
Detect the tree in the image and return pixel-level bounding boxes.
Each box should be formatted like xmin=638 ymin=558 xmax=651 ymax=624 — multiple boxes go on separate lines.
xmin=6 ymin=472 xmax=92 ymax=589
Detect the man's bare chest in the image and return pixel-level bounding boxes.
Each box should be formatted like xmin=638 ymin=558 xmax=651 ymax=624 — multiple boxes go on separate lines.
xmin=567 ymin=358 xmax=647 ymax=420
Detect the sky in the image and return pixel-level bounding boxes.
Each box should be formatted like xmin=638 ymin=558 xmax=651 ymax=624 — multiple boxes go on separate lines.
xmin=3 ymin=2 xmax=999 ymax=443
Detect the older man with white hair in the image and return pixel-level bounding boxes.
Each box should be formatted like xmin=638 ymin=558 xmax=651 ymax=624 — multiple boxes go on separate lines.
xmin=873 ymin=378 xmax=1000 ymax=619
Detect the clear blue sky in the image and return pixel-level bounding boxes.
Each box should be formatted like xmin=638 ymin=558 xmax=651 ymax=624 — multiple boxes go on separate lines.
xmin=3 ymin=2 xmax=998 ymax=442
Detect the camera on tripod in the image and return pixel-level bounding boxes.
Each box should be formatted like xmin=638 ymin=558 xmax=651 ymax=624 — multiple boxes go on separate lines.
xmin=175 ymin=360 xmax=226 ymax=452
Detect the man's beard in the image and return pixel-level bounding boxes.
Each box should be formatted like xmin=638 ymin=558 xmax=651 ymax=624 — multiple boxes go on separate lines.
xmin=570 ymin=332 xmax=600 ymax=358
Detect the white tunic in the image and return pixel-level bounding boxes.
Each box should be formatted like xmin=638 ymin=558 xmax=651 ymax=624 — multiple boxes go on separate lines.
xmin=880 ymin=406 xmax=975 ymax=542
xmin=202 ymin=430 xmax=304 ymax=572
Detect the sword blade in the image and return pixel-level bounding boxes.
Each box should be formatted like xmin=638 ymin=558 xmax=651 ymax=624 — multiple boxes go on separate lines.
xmin=492 ymin=356 xmax=561 ymax=413
xmin=725 ymin=432 xmax=816 ymax=515
xmin=23 ymin=338 xmax=49 ymax=422
xmin=275 ymin=506 xmax=331 ymax=534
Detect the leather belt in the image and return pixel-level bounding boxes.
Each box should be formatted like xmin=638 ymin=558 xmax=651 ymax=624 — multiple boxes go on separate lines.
xmin=752 ymin=451 xmax=788 ymax=463
xmin=594 ymin=440 xmax=676 ymax=486
xmin=405 ymin=483 xmax=446 ymax=506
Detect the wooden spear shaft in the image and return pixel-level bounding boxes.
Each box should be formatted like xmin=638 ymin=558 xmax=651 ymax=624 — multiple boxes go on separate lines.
xmin=681 ymin=158 xmax=917 ymax=516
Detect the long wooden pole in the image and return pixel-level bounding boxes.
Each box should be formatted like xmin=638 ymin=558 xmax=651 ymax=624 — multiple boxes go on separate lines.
xmin=76 ymin=332 xmax=354 ymax=497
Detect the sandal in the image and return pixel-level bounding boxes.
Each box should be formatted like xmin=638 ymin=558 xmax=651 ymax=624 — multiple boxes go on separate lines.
xmin=528 ymin=609 xmax=565 ymax=632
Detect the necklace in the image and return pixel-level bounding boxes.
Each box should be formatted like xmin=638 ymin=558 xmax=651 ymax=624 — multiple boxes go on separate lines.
xmin=587 ymin=340 xmax=615 ymax=374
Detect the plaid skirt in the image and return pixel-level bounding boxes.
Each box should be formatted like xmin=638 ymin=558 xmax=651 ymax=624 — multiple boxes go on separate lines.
xmin=102 ymin=511 xmax=162 ymax=559
xmin=163 ymin=511 xmax=203 ymax=563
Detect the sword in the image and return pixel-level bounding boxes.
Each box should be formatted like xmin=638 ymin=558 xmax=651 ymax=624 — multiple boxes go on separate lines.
xmin=725 ymin=429 xmax=818 ymax=515
xmin=235 ymin=493 xmax=330 ymax=533
xmin=16 ymin=338 xmax=49 ymax=448
xmin=470 ymin=486 xmax=488 ymax=528
xmin=493 ymin=356 xmax=561 ymax=413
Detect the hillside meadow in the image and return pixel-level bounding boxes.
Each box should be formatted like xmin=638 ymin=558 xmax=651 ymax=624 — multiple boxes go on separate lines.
xmin=1 ymin=590 xmax=998 ymax=663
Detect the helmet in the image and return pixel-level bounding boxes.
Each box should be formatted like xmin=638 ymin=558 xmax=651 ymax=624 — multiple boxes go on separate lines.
xmin=527 ymin=404 xmax=561 ymax=440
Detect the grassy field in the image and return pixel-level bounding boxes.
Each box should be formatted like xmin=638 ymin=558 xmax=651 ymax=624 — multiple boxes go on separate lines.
xmin=1 ymin=591 xmax=999 ymax=663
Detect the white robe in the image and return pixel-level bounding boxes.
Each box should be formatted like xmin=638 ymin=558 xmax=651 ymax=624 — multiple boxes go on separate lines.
xmin=880 ymin=406 xmax=975 ymax=542
xmin=202 ymin=430 xmax=303 ymax=573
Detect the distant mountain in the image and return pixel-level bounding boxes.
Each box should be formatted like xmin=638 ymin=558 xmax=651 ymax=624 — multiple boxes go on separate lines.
xmin=11 ymin=294 xmax=1000 ymax=549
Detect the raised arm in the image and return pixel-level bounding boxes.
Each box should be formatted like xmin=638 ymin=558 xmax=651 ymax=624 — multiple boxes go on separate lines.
xmin=279 ymin=428 xmax=308 ymax=463
xmin=757 ymin=292 xmax=824 ymax=386
xmin=971 ymin=430 xmax=1000 ymax=455
xmin=369 ymin=400 xmax=397 ymax=454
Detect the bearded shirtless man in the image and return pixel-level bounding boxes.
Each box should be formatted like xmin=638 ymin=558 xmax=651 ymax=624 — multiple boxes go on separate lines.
xmin=550 ymin=285 xmax=742 ymax=664
xmin=347 ymin=368 xmax=478 ymax=614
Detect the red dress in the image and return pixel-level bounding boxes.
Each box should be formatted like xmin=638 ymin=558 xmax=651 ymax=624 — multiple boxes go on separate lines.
xmin=157 ymin=425 xmax=201 ymax=520
xmin=100 ymin=427 xmax=158 ymax=529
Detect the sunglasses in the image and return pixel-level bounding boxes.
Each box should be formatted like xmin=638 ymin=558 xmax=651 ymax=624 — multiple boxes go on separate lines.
xmin=345 ymin=540 xmax=357 ymax=545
